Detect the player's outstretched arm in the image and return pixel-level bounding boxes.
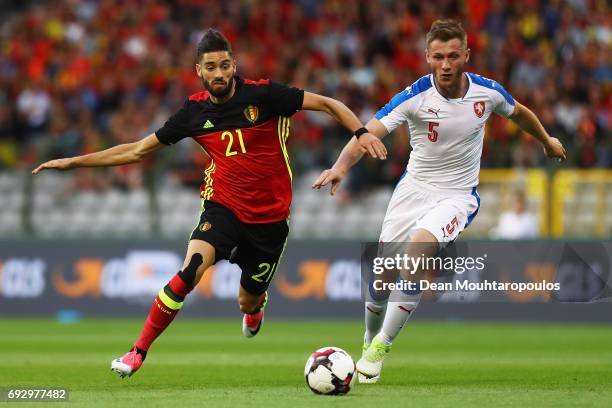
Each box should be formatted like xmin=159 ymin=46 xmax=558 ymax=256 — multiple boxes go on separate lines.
xmin=312 ymin=117 xmax=388 ymax=195
xmin=32 ymin=133 xmax=165 ymax=174
xmin=508 ymin=102 xmax=566 ymax=162
xmin=302 ymin=92 xmax=387 ymax=160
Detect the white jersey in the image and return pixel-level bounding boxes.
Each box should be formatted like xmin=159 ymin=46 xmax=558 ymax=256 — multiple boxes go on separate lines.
xmin=375 ymin=73 xmax=515 ymax=190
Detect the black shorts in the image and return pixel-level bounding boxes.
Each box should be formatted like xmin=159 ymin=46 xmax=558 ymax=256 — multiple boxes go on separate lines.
xmin=190 ymin=200 xmax=289 ymax=295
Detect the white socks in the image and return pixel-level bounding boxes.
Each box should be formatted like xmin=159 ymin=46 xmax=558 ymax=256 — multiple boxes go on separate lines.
xmin=364 ymin=301 xmax=387 ymax=344
xmin=379 ymin=291 xmax=421 ymax=345
xmin=377 ymin=331 xmax=393 ymax=346
xmin=364 ymin=291 xmax=420 ymax=346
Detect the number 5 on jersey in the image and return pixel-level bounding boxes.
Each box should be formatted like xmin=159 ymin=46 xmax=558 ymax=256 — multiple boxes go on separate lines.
xmin=428 ymin=122 xmax=439 ymax=142
xmin=222 ymin=129 xmax=247 ymax=156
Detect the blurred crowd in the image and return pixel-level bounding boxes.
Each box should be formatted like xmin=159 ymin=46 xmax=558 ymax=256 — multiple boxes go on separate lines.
xmin=0 ymin=0 xmax=610 ymax=196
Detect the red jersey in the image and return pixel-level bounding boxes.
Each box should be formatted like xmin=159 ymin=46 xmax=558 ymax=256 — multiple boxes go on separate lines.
xmin=155 ymin=77 xmax=304 ymax=223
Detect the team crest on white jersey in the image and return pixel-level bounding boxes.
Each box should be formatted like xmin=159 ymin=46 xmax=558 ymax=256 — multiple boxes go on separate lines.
xmin=473 ymin=101 xmax=485 ymax=118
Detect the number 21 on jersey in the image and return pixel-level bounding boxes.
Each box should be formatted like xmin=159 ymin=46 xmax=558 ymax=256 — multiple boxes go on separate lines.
xmin=221 ymin=129 xmax=247 ymax=156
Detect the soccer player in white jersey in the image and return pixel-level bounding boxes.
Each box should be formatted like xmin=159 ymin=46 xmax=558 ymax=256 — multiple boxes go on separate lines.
xmin=313 ymin=19 xmax=566 ymax=383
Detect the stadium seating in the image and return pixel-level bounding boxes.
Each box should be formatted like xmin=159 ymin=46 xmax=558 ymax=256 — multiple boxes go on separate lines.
xmin=0 ymin=168 xmax=610 ymax=239
xmin=0 ymin=0 xmax=609 ymax=239
xmin=0 ymin=171 xmax=24 ymax=235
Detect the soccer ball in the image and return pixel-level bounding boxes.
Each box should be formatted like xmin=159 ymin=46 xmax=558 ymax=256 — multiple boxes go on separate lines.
xmin=304 ymin=346 xmax=356 ymax=395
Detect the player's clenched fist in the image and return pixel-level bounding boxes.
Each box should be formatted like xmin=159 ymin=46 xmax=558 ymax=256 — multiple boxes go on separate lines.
xmin=358 ymin=133 xmax=387 ymax=160
xmin=543 ymin=137 xmax=566 ymax=162
xmin=32 ymin=158 xmax=74 ymax=174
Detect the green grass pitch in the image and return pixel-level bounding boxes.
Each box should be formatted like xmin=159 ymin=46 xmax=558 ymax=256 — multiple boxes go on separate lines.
xmin=0 ymin=318 xmax=611 ymax=407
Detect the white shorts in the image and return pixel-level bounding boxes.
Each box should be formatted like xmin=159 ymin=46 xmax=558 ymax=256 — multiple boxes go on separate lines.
xmin=379 ymin=174 xmax=480 ymax=246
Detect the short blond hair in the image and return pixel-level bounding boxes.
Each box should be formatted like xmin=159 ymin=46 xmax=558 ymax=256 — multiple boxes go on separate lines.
xmin=426 ymin=19 xmax=467 ymax=48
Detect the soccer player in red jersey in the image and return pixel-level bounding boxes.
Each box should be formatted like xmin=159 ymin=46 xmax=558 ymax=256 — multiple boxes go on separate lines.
xmin=32 ymin=29 xmax=387 ymax=378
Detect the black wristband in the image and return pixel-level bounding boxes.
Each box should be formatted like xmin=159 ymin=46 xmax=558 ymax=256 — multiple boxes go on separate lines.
xmin=354 ymin=127 xmax=368 ymax=139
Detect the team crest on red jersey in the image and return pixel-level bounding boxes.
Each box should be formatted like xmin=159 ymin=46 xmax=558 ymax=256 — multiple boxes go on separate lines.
xmin=473 ymin=101 xmax=486 ymax=118
xmin=244 ymin=105 xmax=259 ymax=123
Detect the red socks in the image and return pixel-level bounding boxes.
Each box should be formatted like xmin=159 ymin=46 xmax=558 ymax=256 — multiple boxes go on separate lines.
xmin=135 ymin=274 xmax=192 ymax=351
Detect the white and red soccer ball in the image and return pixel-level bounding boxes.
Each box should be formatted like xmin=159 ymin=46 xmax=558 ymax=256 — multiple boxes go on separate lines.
xmin=304 ymin=346 xmax=356 ymax=395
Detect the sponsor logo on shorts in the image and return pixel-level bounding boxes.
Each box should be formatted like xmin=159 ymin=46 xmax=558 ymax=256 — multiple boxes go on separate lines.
xmin=441 ymin=226 xmax=449 ymax=239
xmin=199 ymin=222 xmax=212 ymax=232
